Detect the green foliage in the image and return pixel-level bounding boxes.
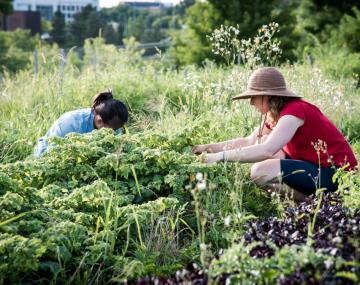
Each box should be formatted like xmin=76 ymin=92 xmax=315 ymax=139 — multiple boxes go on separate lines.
xmin=173 ymin=0 xmax=195 ymax=16
xmin=41 ymin=19 xmax=52 ymax=34
xmin=335 ymin=150 xmax=360 ymax=210
xmin=99 ymin=3 xmax=180 ymax=46
xmin=336 ymin=7 xmax=360 ymax=53
xmin=208 ymin=23 xmax=282 ymax=68
xmin=0 ymin=30 xmax=37 ymax=73
xmin=209 ymin=243 xmax=342 ymax=284
xmin=208 ymin=0 xmax=277 ymax=38
xmin=170 ymin=0 xmax=359 ymax=66
xmin=0 ymin=234 xmax=47 ymax=282
xmin=300 ymin=41 xmax=360 ymax=87
xmin=207 ymin=25 xmax=241 ymax=66
xmin=0 ymin=36 xmax=359 ymax=283
xmin=297 ymin=0 xmax=360 ymax=40
xmin=67 ymin=5 xmax=103 ymax=47
xmin=170 ymin=0 xmax=301 ymax=65
xmin=127 ymin=10 xmax=166 ymax=43
xmin=97 ymin=4 xmax=133 ymax=45
xmin=297 ymin=5 xmax=360 ymax=82
xmin=168 ymin=1 xmax=221 ymax=65
xmin=0 ymin=0 xmax=13 ymax=15
xmin=0 ymin=128 xmax=245 ymax=282
xmin=50 ymin=10 xmax=66 ymax=46
xmin=168 ymin=28 xmax=213 ymax=66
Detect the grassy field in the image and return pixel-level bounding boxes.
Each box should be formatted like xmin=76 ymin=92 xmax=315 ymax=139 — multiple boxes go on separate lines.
xmin=0 ymin=38 xmax=360 ymax=284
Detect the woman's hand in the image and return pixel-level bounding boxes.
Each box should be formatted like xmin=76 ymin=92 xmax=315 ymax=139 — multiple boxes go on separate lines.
xmin=192 ymin=144 xmax=208 ymax=155
xmin=205 ymin=153 xmax=221 ymax=165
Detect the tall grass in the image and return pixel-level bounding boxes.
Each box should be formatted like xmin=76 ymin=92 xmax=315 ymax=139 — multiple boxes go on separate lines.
xmin=1 ymin=38 xmax=359 ymax=163
xmin=1 ymin=36 xmax=359 ymax=283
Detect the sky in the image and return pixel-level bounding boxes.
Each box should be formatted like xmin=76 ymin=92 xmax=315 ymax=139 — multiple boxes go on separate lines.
xmin=100 ymin=0 xmax=182 ymax=8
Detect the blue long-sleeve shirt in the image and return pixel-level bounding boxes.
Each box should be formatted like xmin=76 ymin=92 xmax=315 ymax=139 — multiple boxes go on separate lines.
xmin=34 ymin=108 xmax=120 ymax=157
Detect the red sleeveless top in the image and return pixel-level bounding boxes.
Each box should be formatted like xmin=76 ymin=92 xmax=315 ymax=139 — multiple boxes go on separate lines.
xmin=268 ymin=99 xmax=357 ymax=169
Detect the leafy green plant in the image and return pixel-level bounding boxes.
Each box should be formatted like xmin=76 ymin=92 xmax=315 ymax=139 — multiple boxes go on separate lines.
xmin=0 ymin=127 xmax=246 ymax=283
xmin=0 ymin=32 xmax=359 ymax=284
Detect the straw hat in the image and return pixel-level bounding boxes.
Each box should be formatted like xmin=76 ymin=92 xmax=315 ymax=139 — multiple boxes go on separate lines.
xmin=232 ymin=67 xmax=302 ymax=100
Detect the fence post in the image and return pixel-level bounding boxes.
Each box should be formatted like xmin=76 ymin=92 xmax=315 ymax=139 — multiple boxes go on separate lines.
xmin=184 ymin=67 xmax=188 ymax=79
xmin=59 ymin=48 xmax=66 ymax=76
xmin=92 ymin=49 xmax=97 ymax=73
xmin=58 ymin=48 xmax=66 ymax=96
xmin=237 ymin=53 xmax=241 ymax=65
xmin=34 ymin=48 xmax=38 ymax=75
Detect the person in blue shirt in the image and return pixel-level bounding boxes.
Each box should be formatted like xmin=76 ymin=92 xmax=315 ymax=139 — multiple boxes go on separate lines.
xmin=34 ymin=90 xmax=128 ymax=157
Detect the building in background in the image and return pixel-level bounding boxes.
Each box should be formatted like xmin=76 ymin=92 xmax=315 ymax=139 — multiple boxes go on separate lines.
xmin=119 ymin=1 xmax=166 ymax=11
xmin=13 ymin=0 xmax=99 ymax=22
xmin=6 ymin=11 xmax=41 ymax=34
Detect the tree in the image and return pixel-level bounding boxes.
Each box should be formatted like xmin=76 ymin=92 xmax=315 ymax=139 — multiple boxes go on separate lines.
xmin=0 ymin=29 xmax=37 ymax=73
xmin=99 ymin=4 xmax=133 ymax=43
xmin=170 ymin=0 xmax=301 ymax=65
xmin=0 ymin=0 xmax=13 ymax=30
xmin=51 ymin=10 xmax=66 ymax=46
xmin=208 ymin=0 xmax=277 ymax=38
xmin=103 ymin=23 xmax=122 ymax=45
xmin=174 ymin=0 xmax=195 ymax=16
xmin=86 ymin=10 xmax=103 ymax=38
xmin=209 ymin=0 xmax=302 ymax=61
xmin=168 ymin=1 xmax=222 ymax=65
xmin=336 ymin=7 xmax=360 ymax=53
xmin=68 ymin=5 xmax=104 ymax=47
xmin=0 ymin=0 xmax=13 ymax=15
xmin=297 ymin=0 xmax=360 ymax=41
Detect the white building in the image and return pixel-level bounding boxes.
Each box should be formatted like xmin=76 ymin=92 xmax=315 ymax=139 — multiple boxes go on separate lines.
xmin=13 ymin=0 xmax=99 ymax=22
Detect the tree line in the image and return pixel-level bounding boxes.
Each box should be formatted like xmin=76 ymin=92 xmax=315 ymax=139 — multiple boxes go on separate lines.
xmin=50 ymin=1 xmax=194 ymax=47
xmin=169 ymin=0 xmax=360 ymax=66
xmin=1 ymin=0 xmax=359 ymax=77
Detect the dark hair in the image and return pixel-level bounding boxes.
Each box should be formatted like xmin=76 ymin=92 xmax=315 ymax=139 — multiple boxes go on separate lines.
xmin=267 ymin=96 xmax=296 ymax=123
xmin=92 ymin=90 xmax=128 ymax=128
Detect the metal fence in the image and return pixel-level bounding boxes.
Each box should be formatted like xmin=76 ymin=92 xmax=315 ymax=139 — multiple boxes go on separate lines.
xmin=32 ymin=39 xmax=171 ymax=74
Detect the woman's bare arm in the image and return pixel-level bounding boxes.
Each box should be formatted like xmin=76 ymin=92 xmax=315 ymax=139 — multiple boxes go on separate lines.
xmin=205 ymin=115 xmax=304 ymax=163
xmin=193 ymin=123 xmax=272 ymax=154
xmin=224 ymin=115 xmax=303 ymax=162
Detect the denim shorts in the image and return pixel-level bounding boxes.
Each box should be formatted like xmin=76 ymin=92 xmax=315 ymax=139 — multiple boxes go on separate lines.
xmin=280 ymin=159 xmax=338 ymax=195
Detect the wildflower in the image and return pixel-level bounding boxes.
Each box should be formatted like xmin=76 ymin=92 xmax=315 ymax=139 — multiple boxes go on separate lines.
xmin=332 ymin=236 xmax=342 ymax=243
xmin=200 ymin=243 xmax=207 ymax=251
xmin=224 ymin=215 xmax=231 ymax=226
xmin=330 ymin=248 xmax=337 ymax=256
xmin=324 ymin=259 xmax=333 ymax=269
xmin=197 ymin=181 xmax=206 ymax=191
xmin=344 ymin=101 xmax=351 ymax=111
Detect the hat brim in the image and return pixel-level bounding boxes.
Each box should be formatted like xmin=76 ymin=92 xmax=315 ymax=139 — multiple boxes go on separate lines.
xmin=232 ymin=89 xmax=302 ymax=100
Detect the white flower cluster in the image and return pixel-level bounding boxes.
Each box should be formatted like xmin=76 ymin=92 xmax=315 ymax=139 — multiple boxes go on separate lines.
xmin=196 ymin=172 xmax=206 ymax=191
xmin=207 ymin=22 xmax=282 ymax=68
xmin=239 ymin=22 xmax=282 ymax=69
xmin=178 ymin=69 xmax=204 ymax=93
xmin=305 ymin=68 xmax=354 ymax=112
xmin=207 ymin=25 xmax=241 ymax=66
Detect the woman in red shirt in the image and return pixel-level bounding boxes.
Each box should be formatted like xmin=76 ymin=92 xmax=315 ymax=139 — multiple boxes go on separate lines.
xmin=193 ymin=67 xmax=357 ymax=201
